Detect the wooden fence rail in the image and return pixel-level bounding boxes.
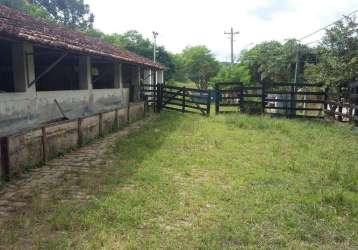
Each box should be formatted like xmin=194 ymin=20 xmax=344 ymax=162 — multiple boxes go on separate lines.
xmin=142 ymin=84 xmax=211 ymax=116
xmin=215 ymin=82 xmax=327 ymax=119
xmin=141 ymin=82 xmax=358 ymax=126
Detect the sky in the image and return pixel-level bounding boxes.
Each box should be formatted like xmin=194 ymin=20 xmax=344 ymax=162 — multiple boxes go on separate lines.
xmin=85 ymin=0 xmax=357 ymax=62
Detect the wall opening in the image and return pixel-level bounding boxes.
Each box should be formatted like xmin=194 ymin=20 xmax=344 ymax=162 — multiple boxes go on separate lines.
xmin=34 ymin=47 xmax=80 ymax=91
xmin=91 ymin=58 xmax=115 ymax=89
xmin=0 ymin=40 xmax=15 ymax=93
xmin=122 ymin=64 xmax=133 ymax=89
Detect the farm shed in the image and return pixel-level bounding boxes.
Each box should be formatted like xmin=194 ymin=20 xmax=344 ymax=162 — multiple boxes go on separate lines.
xmin=0 ymin=4 xmax=165 ymax=137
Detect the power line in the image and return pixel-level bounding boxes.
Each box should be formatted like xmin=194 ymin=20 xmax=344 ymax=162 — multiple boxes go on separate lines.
xmin=303 ymin=39 xmax=321 ymax=46
xmin=224 ymin=27 xmax=239 ymax=64
xmin=298 ymin=8 xmax=358 ymax=41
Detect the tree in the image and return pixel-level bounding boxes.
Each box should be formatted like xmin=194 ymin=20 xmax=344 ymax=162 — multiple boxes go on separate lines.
xmin=0 ymin=0 xmax=50 ymax=20
xmin=0 ymin=0 xmax=94 ymax=29
xmin=169 ymin=53 xmax=187 ymax=83
xmin=212 ymin=63 xmax=251 ymax=85
xmin=182 ymin=46 xmax=220 ymax=89
xmin=239 ymin=40 xmax=314 ymax=85
xmin=101 ymin=30 xmax=175 ymax=81
xmin=30 ymin=0 xmax=94 ymax=29
xmin=304 ymin=16 xmax=358 ymax=90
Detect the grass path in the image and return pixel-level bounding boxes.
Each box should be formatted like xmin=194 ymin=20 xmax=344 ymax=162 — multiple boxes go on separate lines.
xmin=0 ymin=112 xmax=357 ymax=249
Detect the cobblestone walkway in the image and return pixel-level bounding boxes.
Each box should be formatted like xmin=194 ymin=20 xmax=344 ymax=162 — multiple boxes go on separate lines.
xmin=0 ymin=118 xmax=151 ymax=227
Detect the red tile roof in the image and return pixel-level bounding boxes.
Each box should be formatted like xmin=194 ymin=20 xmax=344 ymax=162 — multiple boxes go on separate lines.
xmin=0 ymin=4 xmax=165 ymax=69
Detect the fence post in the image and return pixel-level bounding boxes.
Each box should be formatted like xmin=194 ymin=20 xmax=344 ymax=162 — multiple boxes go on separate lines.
xmin=261 ymin=82 xmax=266 ymax=114
xmin=324 ymin=87 xmax=329 ymax=111
xmin=42 ymin=127 xmax=48 ymax=163
xmin=182 ymin=87 xmax=186 ymax=113
xmin=239 ymin=85 xmax=245 ymax=113
xmin=290 ymin=84 xmax=296 ymax=118
xmin=114 ymin=109 xmax=119 ymax=129
xmin=207 ymin=90 xmax=211 ymax=116
xmin=160 ymin=84 xmax=164 ymax=112
xmin=127 ymin=87 xmax=131 ymax=123
xmin=156 ymin=83 xmax=163 ymax=113
xmin=338 ymin=100 xmax=343 ymax=122
xmin=215 ymin=89 xmax=220 ymax=115
xmin=348 ymin=104 xmax=354 ymax=123
xmin=99 ymin=113 xmax=103 ymax=137
xmin=0 ymin=137 xmax=10 ymax=182
xmin=78 ymin=118 xmax=83 ymax=146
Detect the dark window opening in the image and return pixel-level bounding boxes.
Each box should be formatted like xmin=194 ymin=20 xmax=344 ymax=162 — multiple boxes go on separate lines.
xmin=122 ymin=64 xmax=133 ymax=88
xmin=34 ymin=47 xmax=80 ymax=91
xmin=92 ymin=59 xmax=114 ymax=89
xmin=0 ymin=40 xmax=14 ymax=93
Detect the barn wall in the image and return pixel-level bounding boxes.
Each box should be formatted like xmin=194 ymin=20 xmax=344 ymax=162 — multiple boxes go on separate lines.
xmin=1 ymin=102 xmax=145 ymax=179
xmin=0 ymin=88 xmax=129 ymax=137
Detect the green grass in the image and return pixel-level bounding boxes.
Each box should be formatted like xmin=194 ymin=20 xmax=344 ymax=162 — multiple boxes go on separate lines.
xmin=1 ymin=112 xmax=357 ymax=249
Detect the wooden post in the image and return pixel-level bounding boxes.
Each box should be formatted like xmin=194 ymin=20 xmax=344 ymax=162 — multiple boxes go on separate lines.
xmin=239 ymin=85 xmax=245 ymax=113
xmin=155 ymin=84 xmax=159 ymax=113
xmin=127 ymin=87 xmax=131 ymax=123
xmin=261 ymin=82 xmax=266 ymax=114
xmin=207 ymin=90 xmax=211 ymax=116
xmin=99 ymin=113 xmax=103 ymax=137
xmin=324 ymin=87 xmax=329 ymax=111
xmin=348 ymin=104 xmax=354 ymax=123
xmin=41 ymin=127 xmax=48 ymax=163
xmin=338 ymin=102 xmax=343 ymax=122
xmin=157 ymin=83 xmax=163 ymax=113
xmin=153 ymin=84 xmax=157 ymax=113
xmin=144 ymin=96 xmax=148 ymax=116
xmin=78 ymin=118 xmax=83 ymax=146
xmin=182 ymin=87 xmax=186 ymax=113
xmin=290 ymin=84 xmax=296 ymax=118
xmin=0 ymin=137 xmax=10 ymax=182
xmin=215 ymin=89 xmax=220 ymax=115
xmin=114 ymin=109 xmax=119 ymax=129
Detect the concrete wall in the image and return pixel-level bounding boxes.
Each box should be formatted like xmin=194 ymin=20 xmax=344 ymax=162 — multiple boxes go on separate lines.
xmin=129 ymin=102 xmax=146 ymax=122
xmin=8 ymin=128 xmax=44 ymax=175
xmin=1 ymin=102 xmax=145 ymax=180
xmin=46 ymin=120 xmax=79 ymax=159
xmin=0 ymin=88 xmax=130 ymax=137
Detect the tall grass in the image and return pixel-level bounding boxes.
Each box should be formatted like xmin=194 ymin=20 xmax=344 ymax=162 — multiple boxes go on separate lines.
xmin=0 ymin=112 xmax=357 ymax=249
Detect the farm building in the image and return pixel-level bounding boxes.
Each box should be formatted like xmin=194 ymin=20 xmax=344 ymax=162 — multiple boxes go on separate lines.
xmin=0 ymin=4 xmax=164 ymax=137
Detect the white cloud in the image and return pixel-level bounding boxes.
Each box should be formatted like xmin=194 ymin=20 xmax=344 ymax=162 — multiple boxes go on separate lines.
xmin=250 ymin=0 xmax=295 ymax=21
xmin=85 ymin=0 xmax=357 ymax=61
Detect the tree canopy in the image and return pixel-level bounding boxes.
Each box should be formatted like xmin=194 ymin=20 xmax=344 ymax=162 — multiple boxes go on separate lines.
xmin=31 ymin=0 xmax=94 ymax=29
xmin=100 ymin=30 xmax=175 ymax=81
xmin=212 ymin=63 xmax=251 ymax=85
xmin=0 ymin=0 xmax=94 ymax=29
xmin=181 ymin=46 xmax=220 ymax=89
xmin=304 ymin=16 xmax=358 ymax=90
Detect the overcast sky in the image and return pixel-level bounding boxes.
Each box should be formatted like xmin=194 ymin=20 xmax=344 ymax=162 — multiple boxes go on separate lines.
xmin=85 ymin=0 xmax=357 ymax=62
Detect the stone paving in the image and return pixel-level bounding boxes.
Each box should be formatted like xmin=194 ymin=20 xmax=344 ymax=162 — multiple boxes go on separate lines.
xmin=0 ymin=118 xmax=150 ymax=227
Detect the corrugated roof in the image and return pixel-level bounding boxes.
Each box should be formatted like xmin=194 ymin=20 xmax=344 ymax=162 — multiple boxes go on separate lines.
xmin=0 ymin=4 xmax=165 ymax=70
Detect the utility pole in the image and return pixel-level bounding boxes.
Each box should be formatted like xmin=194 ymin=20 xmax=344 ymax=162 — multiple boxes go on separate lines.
xmin=152 ymin=31 xmax=159 ymax=62
xmin=224 ymin=27 xmax=239 ymax=64
xmin=293 ymin=43 xmax=300 ymax=85
xmin=292 ymin=42 xmax=300 ymax=117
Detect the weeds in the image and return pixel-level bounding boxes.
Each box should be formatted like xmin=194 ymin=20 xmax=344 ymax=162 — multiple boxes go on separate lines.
xmin=0 ymin=112 xmax=357 ymax=249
